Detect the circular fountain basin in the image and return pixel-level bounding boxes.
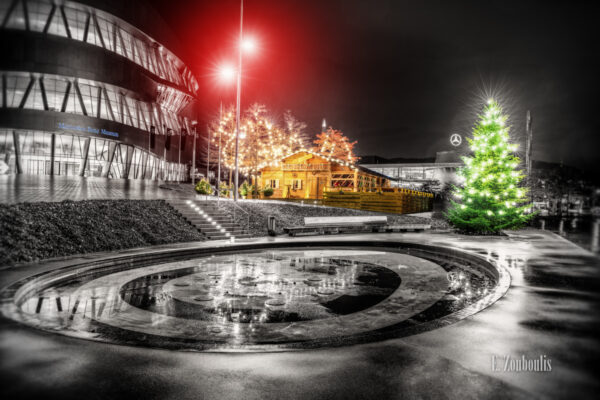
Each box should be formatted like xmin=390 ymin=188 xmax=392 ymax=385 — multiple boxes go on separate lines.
xmin=0 ymin=243 xmax=508 ymax=351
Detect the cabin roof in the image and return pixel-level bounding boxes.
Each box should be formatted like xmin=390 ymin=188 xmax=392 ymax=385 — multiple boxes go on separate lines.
xmin=275 ymin=150 xmax=397 ymax=181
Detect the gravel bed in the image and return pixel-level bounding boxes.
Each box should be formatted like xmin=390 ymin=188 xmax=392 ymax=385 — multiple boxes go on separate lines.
xmin=217 ymin=201 xmax=432 ymax=236
xmin=0 ymin=200 xmax=203 ymax=266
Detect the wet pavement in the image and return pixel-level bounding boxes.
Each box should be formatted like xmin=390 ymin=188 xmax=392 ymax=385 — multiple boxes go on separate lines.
xmin=3 ymin=248 xmax=487 ymax=350
xmin=0 ymin=230 xmax=599 ymax=399
xmin=0 ymin=175 xmax=191 ymax=204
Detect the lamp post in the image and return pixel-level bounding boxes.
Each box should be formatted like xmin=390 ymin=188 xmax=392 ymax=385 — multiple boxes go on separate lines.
xmin=206 ymin=128 xmax=211 ymax=183
xmin=191 ymin=120 xmax=198 ymax=184
xmin=217 ymin=101 xmax=223 ymax=205
xmin=233 ymin=0 xmax=257 ymax=201
xmin=217 ymin=66 xmax=235 ymax=202
xmin=178 ymin=129 xmax=181 ymax=182
xmin=234 ymin=0 xmax=244 ymax=201
xmin=216 ymin=0 xmax=256 ymax=201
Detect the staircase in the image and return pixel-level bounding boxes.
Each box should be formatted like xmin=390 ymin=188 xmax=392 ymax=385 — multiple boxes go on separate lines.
xmin=168 ymin=200 xmax=252 ymax=240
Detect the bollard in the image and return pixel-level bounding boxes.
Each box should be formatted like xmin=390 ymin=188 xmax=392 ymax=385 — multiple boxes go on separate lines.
xmin=592 ymin=219 xmax=599 ymax=253
xmin=267 ymin=215 xmax=276 ymax=237
xmin=540 ymin=219 xmax=545 ymax=230
xmin=558 ymin=219 xmax=565 ymax=235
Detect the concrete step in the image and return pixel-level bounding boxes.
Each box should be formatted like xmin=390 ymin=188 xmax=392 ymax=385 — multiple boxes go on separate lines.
xmin=192 ymin=222 xmax=236 ymax=228
xmin=206 ymin=234 xmax=228 ymax=240
xmin=167 ymin=200 xmax=248 ymax=240
xmin=180 ymin=212 xmax=231 ymax=218
xmin=187 ymin=218 xmax=234 ymax=225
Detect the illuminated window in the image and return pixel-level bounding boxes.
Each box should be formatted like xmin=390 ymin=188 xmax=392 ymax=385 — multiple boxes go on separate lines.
xmin=63 ymin=85 xmax=84 ymax=115
xmin=45 ymin=6 xmax=68 ymax=37
xmin=28 ymin=0 xmax=53 ymax=32
xmin=78 ymin=82 xmax=101 ymax=118
xmin=85 ymin=15 xmax=103 ymax=47
xmin=22 ymin=78 xmax=45 ymax=110
xmin=4 ymin=75 xmax=31 ymax=107
xmin=42 ymin=76 xmax=69 ymax=111
xmin=4 ymin=0 xmax=27 ymax=30
xmin=0 ymin=2 xmax=12 ymax=24
xmin=124 ymin=97 xmax=138 ymax=128
xmin=63 ymin=6 xmax=88 ymax=41
xmin=104 ymin=88 xmax=122 ymax=122
xmin=96 ymin=16 xmax=114 ymax=51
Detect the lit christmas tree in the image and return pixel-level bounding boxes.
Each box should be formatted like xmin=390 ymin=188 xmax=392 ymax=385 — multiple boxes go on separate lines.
xmin=446 ymin=99 xmax=535 ymax=233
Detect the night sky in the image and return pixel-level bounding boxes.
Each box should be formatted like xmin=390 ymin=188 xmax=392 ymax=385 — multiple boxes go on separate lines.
xmin=151 ymin=0 xmax=600 ymax=175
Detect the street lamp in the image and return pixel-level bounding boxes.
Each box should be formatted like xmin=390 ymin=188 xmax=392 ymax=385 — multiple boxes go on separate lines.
xmin=191 ymin=120 xmax=198 ymax=183
xmin=214 ymin=1 xmax=257 ymax=201
xmin=233 ymin=0 xmax=257 ymax=201
xmin=216 ymin=64 xmax=237 ymax=202
xmin=219 ymin=65 xmax=236 ymax=82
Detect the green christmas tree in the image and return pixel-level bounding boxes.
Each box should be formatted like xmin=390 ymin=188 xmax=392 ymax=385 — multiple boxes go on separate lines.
xmin=446 ymin=99 xmax=535 ymax=233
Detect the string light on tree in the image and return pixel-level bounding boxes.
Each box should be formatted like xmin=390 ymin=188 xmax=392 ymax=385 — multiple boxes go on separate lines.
xmin=446 ymin=99 xmax=535 ymax=233
xmin=312 ymin=127 xmax=359 ymax=163
xmin=209 ymin=103 xmax=307 ymax=182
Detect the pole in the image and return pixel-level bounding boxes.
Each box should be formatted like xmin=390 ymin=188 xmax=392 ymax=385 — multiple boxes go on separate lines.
xmin=192 ymin=123 xmax=197 ymax=184
xmin=526 ymin=110 xmax=534 ymax=206
xmin=525 ymin=110 xmax=532 ymax=175
xmin=592 ymin=219 xmax=599 ymax=253
xmin=148 ymin=126 xmax=151 ymax=177
xmin=217 ymin=101 xmax=222 ymax=205
xmin=178 ymin=130 xmax=181 ymax=182
xmin=207 ymin=127 xmax=211 ymax=183
xmin=234 ymin=0 xmax=243 ymax=201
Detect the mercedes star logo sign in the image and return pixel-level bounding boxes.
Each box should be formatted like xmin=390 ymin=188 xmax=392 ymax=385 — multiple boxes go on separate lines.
xmin=450 ymin=133 xmax=462 ymax=147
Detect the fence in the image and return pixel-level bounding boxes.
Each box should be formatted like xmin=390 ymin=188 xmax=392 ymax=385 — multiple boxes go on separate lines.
xmin=322 ymin=188 xmax=433 ymax=214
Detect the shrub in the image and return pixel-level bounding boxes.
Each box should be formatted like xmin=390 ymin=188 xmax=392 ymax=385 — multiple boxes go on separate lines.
xmin=195 ymin=179 xmax=213 ymax=195
xmin=239 ymin=181 xmax=249 ymax=197
xmin=219 ymin=181 xmax=230 ymax=197
xmin=263 ymin=186 xmax=274 ymax=197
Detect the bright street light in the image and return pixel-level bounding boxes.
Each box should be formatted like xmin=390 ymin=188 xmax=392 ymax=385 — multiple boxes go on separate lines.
xmin=241 ymin=37 xmax=256 ymax=53
xmin=218 ymin=65 xmax=236 ymax=83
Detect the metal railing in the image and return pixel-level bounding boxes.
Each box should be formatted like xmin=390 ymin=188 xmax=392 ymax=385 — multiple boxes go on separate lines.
xmin=218 ymin=199 xmax=250 ymax=233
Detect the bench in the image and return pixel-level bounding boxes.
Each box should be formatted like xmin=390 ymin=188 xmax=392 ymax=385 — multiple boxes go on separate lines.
xmin=283 ymin=216 xmax=388 ymax=236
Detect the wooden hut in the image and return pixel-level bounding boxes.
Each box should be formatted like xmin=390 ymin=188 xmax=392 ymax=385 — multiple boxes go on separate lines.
xmin=257 ymin=150 xmax=392 ymax=199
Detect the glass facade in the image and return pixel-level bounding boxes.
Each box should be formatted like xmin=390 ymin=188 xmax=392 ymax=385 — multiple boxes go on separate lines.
xmin=0 ymin=0 xmax=199 ymax=95
xmin=363 ymin=164 xmax=460 ymax=189
xmin=0 ymin=129 xmax=186 ymax=180
xmin=0 ymin=71 xmax=193 ymax=135
xmin=0 ymin=0 xmax=197 ymax=181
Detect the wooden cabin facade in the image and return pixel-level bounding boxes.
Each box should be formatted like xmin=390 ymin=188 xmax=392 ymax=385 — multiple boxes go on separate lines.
xmin=257 ymin=151 xmax=391 ymax=199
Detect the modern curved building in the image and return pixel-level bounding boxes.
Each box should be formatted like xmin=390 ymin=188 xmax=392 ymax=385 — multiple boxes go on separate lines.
xmin=0 ymin=0 xmax=198 ymax=180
